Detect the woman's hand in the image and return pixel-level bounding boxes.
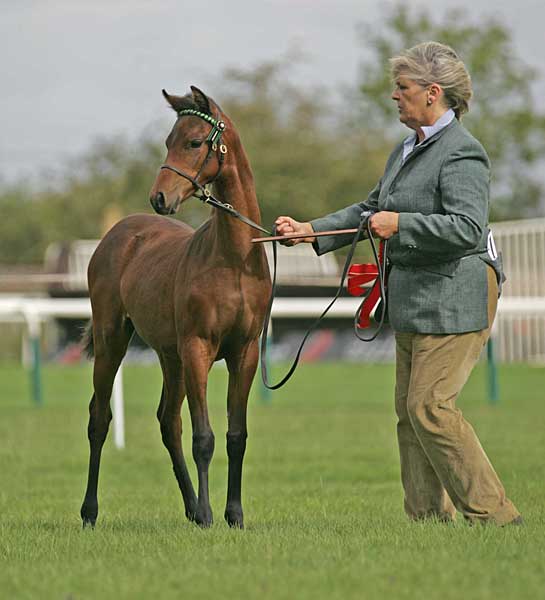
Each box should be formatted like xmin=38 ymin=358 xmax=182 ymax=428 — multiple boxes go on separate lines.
xmin=274 ymin=216 xmax=316 ymax=246
xmin=369 ymin=211 xmax=399 ymax=239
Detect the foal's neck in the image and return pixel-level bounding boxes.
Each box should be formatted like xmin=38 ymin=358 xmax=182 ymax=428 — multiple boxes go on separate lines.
xmin=211 ymin=137 xmax=263 ymax=249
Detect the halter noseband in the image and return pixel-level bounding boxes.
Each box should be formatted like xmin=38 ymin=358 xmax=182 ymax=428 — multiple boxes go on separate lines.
xmin=159 ymin=108 xmax=228 ymax=210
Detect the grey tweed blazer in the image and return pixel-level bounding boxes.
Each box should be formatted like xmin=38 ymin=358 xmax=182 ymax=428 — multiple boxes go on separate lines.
xmin=311 ymin=118 xmax=503 ymax=334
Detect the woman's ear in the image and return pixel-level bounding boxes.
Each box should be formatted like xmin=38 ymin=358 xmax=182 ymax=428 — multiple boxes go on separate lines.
xmin=427 ymin=83 xmax=443 ymax=106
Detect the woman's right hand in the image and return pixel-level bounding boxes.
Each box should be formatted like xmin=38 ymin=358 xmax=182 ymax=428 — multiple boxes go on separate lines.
xmin=274 ymin=216 xmax=316 ymax=246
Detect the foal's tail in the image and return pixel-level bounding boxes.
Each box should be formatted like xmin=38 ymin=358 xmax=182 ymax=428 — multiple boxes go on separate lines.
xmin=81 ymin=321 xmax=94 ymax=358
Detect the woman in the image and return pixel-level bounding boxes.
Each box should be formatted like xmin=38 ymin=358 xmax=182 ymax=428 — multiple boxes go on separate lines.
xmin=275 ymin=42 xmax=521 ymax=525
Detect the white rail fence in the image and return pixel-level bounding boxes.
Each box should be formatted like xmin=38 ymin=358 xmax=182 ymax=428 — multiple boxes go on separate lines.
xmin=1 ymin=294 xmax=544 ymax=450
xmin=1 ymin=217 xmax=544 ymax=447
xmin=492 ymin=218 xmax=545 ymax=363
xmin=0 ymin=297 xmax=126 ymax=449
xmin=36 ymin=219 xmax=545 ymax=363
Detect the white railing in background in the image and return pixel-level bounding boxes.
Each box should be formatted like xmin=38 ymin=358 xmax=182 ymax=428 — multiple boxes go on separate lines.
xmin=2 ymin=294 xmax=545 ymax=449
xmin=35 ymin=218 xmax=545 ymax=363
xmin=1 ymin=217 xmax=545 ymax=445
xmin=0 ymin=296 xmax=125 ymax=449
xmin=492 ymin=218 xmax=545 ymax=297
xmin=492 ymin=218 xmax=545 ymax=363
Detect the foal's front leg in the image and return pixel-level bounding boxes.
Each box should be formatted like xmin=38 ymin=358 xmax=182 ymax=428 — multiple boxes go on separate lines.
xmin=157 ymin=354 xmax=198 ymax=522
xmin=183 ymin=338 xmax=215 ymax=527
xmin=224 ymin=340 xmax=259 ymax=528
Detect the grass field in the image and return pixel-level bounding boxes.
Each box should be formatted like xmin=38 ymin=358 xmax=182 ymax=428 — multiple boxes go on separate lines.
xmin=1 ymin=361 xmax=544 ymax=599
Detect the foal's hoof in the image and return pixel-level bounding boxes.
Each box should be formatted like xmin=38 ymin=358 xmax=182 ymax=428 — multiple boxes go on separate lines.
xmin=80 ymin=503 xmax=98 ymax=529
xmin=192 ymin=507 xmax=213 ymax=528
xmin=185 ymin=508 xmax=198 ymax=523
xmin=185 ymin=507 xmax=213 ymax=528
xmin=82 ymin=517 xmax=96 ymax=529
xmin=224 ymin=506 xmax=244 ymax=529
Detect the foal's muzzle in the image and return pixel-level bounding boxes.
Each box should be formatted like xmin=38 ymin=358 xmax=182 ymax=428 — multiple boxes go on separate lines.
xmin=150 ymin=191 xmax=170 ymax=215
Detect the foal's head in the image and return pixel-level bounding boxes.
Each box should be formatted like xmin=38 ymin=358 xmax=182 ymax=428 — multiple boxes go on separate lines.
xmin=150 ymin=86 xmax=228 ymax=215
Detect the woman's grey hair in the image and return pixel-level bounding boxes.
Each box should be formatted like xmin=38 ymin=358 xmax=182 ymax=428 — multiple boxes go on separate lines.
xmin=389 ymin=41 xmax=472 ymax=118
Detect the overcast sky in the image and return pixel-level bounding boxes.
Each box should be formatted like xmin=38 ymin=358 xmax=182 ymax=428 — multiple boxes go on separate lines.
xmin=1 ymin=0 xmax=544 ymax=185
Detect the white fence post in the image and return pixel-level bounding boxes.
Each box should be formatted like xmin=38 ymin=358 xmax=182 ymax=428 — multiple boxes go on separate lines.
xmin=112 ymin=364 xmax=125 ymax=449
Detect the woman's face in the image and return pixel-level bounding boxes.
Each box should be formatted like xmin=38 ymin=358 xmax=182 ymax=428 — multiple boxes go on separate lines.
xmin=391 ymin=76 xmax=430 ymax=129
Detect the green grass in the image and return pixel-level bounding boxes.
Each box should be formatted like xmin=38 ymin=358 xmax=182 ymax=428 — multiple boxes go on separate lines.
xmin=0 ymin=361 xmax=544 ymax=599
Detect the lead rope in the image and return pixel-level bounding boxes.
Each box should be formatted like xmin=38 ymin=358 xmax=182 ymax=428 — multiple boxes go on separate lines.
xmin=260 ymin=210 xmax=386 ymax=390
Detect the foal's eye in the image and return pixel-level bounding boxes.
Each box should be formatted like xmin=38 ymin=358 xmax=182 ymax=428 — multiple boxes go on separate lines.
xmin=190 ymin=139 xmax=203 ymax=148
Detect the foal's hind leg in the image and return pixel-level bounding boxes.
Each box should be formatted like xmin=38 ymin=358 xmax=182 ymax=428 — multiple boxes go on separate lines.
xmin=157 ymin=354 xmax=198 ymax=521
xmin=80 ymin=315 xmax=133 ymax=528
xmin=224 ymin=339 xmax=259 ymax=529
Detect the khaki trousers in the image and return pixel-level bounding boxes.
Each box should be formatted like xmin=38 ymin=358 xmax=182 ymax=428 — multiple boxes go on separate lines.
xmin=394 ymin=266 xmax=520 ymax=525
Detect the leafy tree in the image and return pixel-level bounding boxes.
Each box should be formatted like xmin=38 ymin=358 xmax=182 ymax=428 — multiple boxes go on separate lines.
xmin=0 ymin=185 xmax=52 ymax=264
xmin=219 ymin=59 xmax=391 ymax=228
xmin=0 ymin=59 xmax=390 ymax=265
xmin=0 ymin=135 xmax=210 ymax=264
xmin=357 ymin=4 xmax=545 ymax=219
xmin=2 ymin=10 xmax=543 ymax=267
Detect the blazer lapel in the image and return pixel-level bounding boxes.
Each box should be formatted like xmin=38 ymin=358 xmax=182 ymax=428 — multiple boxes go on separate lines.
xmin=399 ymin=118 xmax=459 ymax=170
xmin=380 ymin=120 xmax=460 ymax=203
xmin=378 ymin=145 xmax=404 ymax=203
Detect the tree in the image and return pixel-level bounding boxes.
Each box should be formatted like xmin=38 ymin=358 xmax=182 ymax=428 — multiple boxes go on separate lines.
xmin=3 ymin=11 xmax=542 ymax=267
xmin=0 ymin=59 xmax=390 ymax=265
xmin=357 ymin=5 xmax=545 ymax=219
xmin=218 ymin=58 xmax=391 ymax=228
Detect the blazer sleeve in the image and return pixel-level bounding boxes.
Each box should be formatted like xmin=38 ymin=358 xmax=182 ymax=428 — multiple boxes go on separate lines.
xmin=397 ymin=142 xmax=490 ymax=257
xmin=309 ymin=178 xmax=381 ymax=256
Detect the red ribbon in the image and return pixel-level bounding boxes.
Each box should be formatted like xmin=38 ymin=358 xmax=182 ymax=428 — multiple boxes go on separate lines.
xmin=347 ymin=241 xmax=386 ymax=329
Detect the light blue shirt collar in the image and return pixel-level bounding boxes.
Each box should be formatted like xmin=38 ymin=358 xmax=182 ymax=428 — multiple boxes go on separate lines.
xmin=402 ymin=108 xmax=455 ymax=162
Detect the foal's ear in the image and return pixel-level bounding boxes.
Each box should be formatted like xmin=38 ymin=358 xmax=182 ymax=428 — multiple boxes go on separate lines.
xmin=162 ymin=89 xmax=187 ymax=113
xmin=190 ymin=86 xmax=211 ymax=114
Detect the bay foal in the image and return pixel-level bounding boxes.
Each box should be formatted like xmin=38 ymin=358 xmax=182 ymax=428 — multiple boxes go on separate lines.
xmin=80 ymin=87 xmax=271 ymax=528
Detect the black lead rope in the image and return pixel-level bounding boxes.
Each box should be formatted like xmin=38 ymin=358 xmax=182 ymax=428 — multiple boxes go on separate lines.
xmin=160 ymin=163 xmax=271 ymax=236
xmin=203 ymin=195 xmax=271 ymax=235
xmin=161 ymin=116 xmax=385 ymax=387
xmin=260 ymin=210 xmax=387 ymax=390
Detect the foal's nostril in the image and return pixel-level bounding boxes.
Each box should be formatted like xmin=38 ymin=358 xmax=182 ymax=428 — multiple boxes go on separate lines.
xmin=151 ymin=191 xmax=166 ymax=213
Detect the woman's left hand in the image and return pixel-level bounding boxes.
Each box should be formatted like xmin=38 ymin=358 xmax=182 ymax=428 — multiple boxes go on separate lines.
xmin=369 ymin=211 xmax=399 ymax=239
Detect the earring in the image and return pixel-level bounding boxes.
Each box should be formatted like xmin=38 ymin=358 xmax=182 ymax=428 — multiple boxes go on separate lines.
xmin=427 ymin=98 xmax=433 ymax=105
